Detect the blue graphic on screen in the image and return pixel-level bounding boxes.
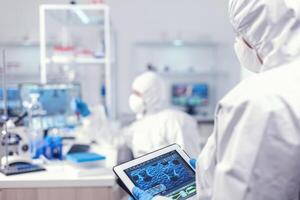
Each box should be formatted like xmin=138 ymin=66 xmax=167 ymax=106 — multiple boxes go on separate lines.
xmin=125 ymin=151 xmax=195 ymax=197
xmin=38 ymin=89 xmax=72 ymax=116
xmin=20 ymin=84 xmax=81 ymax=130
xmin=172 ymin=83 xmax=208 ymax=107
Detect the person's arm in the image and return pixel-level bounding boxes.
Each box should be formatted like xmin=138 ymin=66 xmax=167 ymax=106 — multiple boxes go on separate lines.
xmin=211 ymin=97 xmax=300 ymax=199
xmin=195 ymin=119 xmax=217 ymax=199
xmin=164 ymin=116 xmax=202 ymax=158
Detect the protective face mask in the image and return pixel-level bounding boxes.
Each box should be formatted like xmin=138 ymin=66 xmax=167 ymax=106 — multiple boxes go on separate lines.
xmin=129 ymin=94 xmax=145 ymax=115
xmin=234 ymin=38 xmax=262 ymax=73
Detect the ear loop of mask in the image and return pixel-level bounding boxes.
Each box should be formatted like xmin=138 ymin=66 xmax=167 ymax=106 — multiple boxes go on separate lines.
xmin=242 ymin=38 xmax=263 ymax=65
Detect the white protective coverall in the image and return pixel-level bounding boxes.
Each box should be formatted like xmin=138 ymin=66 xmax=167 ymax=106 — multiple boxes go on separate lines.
xmin=127 ymin=71 xmax=202 ymax=158
xmin=195 ymin=0 xmax=300 ymax=200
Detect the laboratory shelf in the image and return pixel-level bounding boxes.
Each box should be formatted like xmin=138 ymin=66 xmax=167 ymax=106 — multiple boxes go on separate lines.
xmin=135 ymin=41 xmax=218 ymax=48
xmin=45 ymin=57 xmax=107 ymax=65
xmin=158 ymin=71 xmax=227 ymax=77
xmin=0 ymin=42 xmax=53 ymax=48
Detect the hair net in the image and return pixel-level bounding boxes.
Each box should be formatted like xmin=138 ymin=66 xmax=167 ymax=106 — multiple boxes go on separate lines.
xmin=131 ymin=71 xmax=167 ymax=114
xmin=229 ymin=0 xmax=300 ymax=71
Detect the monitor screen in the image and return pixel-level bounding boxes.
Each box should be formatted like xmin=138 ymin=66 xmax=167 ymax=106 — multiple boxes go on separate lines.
xmin=0 ymin=87 xmax=22 ymax=117
xmin=124 ymin=150 xmax=196 ymax=199
xmin=20 ymin=83 xmax=81 ymax=130
xmin=172 ymin=83 xmax=208 ymax=107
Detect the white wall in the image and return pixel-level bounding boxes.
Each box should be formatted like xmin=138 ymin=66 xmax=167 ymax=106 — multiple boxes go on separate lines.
xmin=0 ymin=0 xmax=240 ymax=117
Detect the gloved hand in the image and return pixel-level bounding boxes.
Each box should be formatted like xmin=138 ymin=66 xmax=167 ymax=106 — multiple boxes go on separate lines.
xmin=73 ymin=98 xmax=91 ymax=117
xmin=190 ymin=159 xmax=197 ymax=169
xmin=128 ymin=187 xmax=154 ymax=200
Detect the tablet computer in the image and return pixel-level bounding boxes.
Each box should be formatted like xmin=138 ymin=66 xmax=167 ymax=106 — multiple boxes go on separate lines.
xmin=113 ymin=144 xmax=197 ymax=200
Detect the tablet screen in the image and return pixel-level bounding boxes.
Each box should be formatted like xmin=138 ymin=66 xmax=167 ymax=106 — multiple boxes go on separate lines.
xmin=124 ymin=150 xmax=196 ymax=199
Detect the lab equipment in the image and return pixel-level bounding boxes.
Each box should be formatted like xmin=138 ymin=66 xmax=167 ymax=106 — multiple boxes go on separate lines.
xmin=114 ymin=144 xmax=197 ymax=200
xmin=171 ymin=83 xmax=209 ymax=108
xmin=43 ymin=136 xmax=63 ymax=160
xmin=20 ymin=83 xmax=82 ymax=130
xmin=0 ymin=50 xmax=45 ymax=176
xmin=67 ymin=144 xmax=90 ymax=154
xmin=66 ymin=152 xmax=106 ymax=168
xmin=195 ymin=0 xmax=300 ymax=199
xmin=0 ymin=129 xmax=31 ymax=166
xmin=0 ymin=162 xmax=45 ymax=176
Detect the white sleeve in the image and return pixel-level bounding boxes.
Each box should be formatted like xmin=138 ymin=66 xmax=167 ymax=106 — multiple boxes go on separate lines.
xmin=211 ymin=98 xmax=300 ymax=200
xmin=195 ymin=123 xmax=217 ymax=200
xmin=164 ymin=116 xmax=201 ymax=158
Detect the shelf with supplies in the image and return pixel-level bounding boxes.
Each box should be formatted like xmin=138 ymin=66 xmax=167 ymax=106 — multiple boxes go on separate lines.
xmin=39 ymin=4 xmax=117 ymax=119
xmin=45 ymin=57 xmax=107 ymax=65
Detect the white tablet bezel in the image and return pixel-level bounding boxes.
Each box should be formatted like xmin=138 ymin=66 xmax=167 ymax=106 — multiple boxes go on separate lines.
xmin=113 ymin=144 xmax=195 ymax=197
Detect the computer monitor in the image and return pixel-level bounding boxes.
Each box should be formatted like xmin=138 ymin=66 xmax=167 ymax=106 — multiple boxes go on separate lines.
xmin=172 ymin=83 xmax=209 ymax=107
xmin=20 ymin=83 xmax=82 ymax=130
xmin=0 ymin=87 xmax=22 ymax=117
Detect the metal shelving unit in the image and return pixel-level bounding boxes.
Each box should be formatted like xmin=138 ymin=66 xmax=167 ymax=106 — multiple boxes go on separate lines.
xmin=39 ymin=4 xmax=116 ymax=118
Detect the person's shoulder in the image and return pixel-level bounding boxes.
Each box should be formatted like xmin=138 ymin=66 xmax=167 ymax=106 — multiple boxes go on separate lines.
xmin=156 ymin=109 xmax=182 ymax=121
xmin=220 ymin=73 xmax=286 ymax=112
xmin=160 ymin=109 xmax=189 ymax=117
xmin=158 ymin=109 xmax=196 ymax=124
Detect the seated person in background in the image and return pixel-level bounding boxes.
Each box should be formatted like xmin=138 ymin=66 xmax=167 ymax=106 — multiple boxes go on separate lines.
xmin=126 ymin=71 xmax=201 ymax=158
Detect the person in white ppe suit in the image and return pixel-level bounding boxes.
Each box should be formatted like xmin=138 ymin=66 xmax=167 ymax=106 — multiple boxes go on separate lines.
xmin=127 ymin=71 xmax=202 ymax=158
xmin=130 ymin=0 xmax=300 ymax=199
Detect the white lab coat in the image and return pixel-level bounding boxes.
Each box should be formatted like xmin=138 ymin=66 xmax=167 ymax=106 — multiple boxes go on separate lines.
xmin=196 ymin=57 xmax=300 ymax=200
xmin=152 ymin=57 xmax=300 ymax=200
xmin=128 ymin=109 xmax=202 ymax=159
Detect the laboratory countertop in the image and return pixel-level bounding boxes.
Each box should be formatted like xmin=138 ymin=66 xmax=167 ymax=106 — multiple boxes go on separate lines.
xmin=0 ymin=145 xmax=119 ymax=189
xmin=0 ymin=162 xmax=116 ymax=189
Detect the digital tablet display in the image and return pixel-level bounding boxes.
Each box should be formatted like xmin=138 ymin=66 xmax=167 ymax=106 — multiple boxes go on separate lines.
xmin=124 ymin=150 xmax=196 ymax=199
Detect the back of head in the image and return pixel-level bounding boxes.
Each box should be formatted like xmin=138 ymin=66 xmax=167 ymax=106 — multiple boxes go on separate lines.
xmin=132 ymin=71 xmax=167 ymax=114
xmin=229 ymin=0 xmax=300 ymax=71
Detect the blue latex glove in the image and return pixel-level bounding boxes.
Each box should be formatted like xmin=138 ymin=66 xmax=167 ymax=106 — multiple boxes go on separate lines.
xmin=73 ymin=98 xmax=91 ymax=117
xmin=128 ymin=187 xmax=154 ymax=200
xmin=190 ymin=159 xmax=197 ymax=169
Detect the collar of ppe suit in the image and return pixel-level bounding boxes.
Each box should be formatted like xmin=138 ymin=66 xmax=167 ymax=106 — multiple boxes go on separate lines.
xmin=132 ymin=71 xmax=167 ymax=115
xmin=229 ymin=0 xmax=300 ymax=71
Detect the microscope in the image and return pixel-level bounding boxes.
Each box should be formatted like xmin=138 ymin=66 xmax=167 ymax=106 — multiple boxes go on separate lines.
xmin=0 ymin=50 xmax=45 ymax=175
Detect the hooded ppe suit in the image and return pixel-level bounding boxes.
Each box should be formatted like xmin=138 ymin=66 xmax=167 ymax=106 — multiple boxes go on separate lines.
xmin=196 ymin=0 xmax=300 ymax=200
xmin=132 ymin=0 xmax=300 ymax=200
xmin=127 ymin=71 xmax=202 ymax=158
